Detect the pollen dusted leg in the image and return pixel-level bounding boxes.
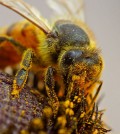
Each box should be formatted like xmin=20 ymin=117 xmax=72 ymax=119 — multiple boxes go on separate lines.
xmin=87 ymin=81 xmax=103 ymax=113
xmin=11 ymin=49 xmax=34 ymax=97
xmin=45 ymin=67 xmax=59 ymax=117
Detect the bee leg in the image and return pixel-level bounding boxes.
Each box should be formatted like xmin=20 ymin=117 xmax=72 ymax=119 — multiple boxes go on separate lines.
xmin=0 ymin=36 xmax=26 ymax=52
xmin=11 ymin=49 xmax=33 ymax=97
xmin=87 ymin=81 xmax=102 ymax=113
xmin=45 ymin=67 xmax=59 ymax=117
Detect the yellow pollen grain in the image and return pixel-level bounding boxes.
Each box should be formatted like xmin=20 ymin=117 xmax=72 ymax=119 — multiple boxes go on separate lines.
xmin=70 ymin=102 xmax=74 ymax=108
xmin=72 ymin=75 xmax=80 ymax=81
xmin=64 ymin=100 xmax=70 ymax=108
xmin=57 ymin=116 xmax=67 ymax=127
xmin=43 ymin=107 xmax=53 ymax=118
xmin=69 ymin=109 xmax=74 ymax=116
xmin=74 ymin=96 xmax=78 ymax=100
xmin=65 ymin=108 xmax=70 ymax=115
xmin=20 ymin=130 xmax=29 ymax=134
xmin=77 ymin=98 xmax=81 ymax=103
xmin=32 ymin=118 xmax=44 ymax=129
xmin=21 ymin=110 xmax=25 ymax=117
xmin=80 ymin=112 xmax=85 ymax=118
xmin=58 ymin=128 xmax=67 ymax=134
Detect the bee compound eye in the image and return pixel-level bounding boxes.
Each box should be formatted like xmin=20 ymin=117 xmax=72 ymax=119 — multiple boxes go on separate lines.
xmin=61 ymin=49 xmax=83 ymax=69
xmin=53 ymin=21 xmax=90 ymax=47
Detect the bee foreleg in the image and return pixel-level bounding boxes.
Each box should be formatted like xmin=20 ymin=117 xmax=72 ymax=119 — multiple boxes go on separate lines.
xmin=45 ymin=67 xmax=59 ymax=117
xmin=0 ymin=36 xmax=26 ymax=52
xmin=11 ymin=49 xmax=34 ymax=97
xmin=87 ymin=81 xmax=103 ymax=113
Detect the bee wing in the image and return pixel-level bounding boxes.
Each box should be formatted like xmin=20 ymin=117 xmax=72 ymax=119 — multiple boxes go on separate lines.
xmin=47 ymin=0 xmax=85 ymax=22
xmin=0 ymin=0 xmax=51 ymax=34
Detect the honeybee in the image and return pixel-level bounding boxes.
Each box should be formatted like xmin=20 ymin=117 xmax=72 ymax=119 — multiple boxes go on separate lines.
xmin=0 ymin=0 xmax=103 ymax=115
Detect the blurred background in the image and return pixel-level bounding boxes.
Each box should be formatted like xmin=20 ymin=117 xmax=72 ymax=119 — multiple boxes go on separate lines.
xmin=0 ymin=0 xmax=119 ymax=133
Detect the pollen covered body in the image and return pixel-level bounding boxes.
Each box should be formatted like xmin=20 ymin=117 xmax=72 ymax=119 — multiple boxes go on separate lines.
xmin=0 ymin=0 xmax=104 ymax=116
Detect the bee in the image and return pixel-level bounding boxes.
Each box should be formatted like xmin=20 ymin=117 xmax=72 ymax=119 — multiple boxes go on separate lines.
xmin=0 ymin=0 xmax=103 ymax=115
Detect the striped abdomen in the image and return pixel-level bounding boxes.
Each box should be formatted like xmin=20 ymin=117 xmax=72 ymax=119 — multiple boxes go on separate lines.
xmin=0 ymin=20 xmax=45 ymax=68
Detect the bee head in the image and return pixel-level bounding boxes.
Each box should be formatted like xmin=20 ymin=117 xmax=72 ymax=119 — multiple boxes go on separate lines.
xmin=46 ymin=20 xmax=92 ymax=64
xmin=59 ymin=48 xmax=103 ymax=89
